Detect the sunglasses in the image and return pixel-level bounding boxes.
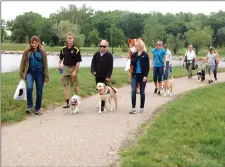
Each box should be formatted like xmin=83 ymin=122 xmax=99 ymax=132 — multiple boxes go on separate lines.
xmin=157 ymin=44 xmax=162 ymax=46
xmin=100 ymin=45 xmax=106 ymax=48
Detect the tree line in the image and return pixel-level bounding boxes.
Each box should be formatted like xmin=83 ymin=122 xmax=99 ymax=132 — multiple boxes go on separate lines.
xmin=1 ymin=4 xmax=225 ymax=54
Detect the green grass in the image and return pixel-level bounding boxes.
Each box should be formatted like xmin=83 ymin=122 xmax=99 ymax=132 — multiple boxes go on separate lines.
xmin=2 ymin=43 xmax=225 ymax=57
xmin=120 ymin=83 xmax=225 ymax=167
xmin=2 ymin=67 xmax=225 ymax=123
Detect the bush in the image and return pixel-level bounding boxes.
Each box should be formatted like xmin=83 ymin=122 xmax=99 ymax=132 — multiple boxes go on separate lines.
xmin=122 ymin=44 xmax=128 ymax=52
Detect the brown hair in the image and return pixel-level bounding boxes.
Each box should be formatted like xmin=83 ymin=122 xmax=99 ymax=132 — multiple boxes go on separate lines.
xmin=29 ymin=35 xmax=42 ymax=51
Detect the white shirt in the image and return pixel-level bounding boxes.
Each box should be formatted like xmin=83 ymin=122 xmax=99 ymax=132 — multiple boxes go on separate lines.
xmin=165 ymin=49 xmax=172 ymax=62
xmin=185 ymin=50 xmax=196 ymax=60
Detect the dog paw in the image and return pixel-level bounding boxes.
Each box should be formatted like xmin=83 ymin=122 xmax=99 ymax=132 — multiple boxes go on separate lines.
xmin=164 ymin=94 xmax=167 ymax=97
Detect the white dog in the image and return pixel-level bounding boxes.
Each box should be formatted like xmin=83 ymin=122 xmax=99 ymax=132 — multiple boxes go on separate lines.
xmin=69 ymin=95 xmax=81 ymax=114
xmin=96 ymin=82 xmax=118 ymax=114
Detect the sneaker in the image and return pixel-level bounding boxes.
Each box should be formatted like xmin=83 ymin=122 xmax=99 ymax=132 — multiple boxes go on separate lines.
xmin=158 ymin=91 xmax=161 ymax=95
xmin=140 ymin=108 xmax=144 ymax=113
xmin=129 ymin=108 xmax=136 ymax=114
xmin=154 ymin=88 xmax=158 ymax=94
xmin=26 ymin=108 xmax=33 ymax=114
xmin=34 ymin=110 xmax=43 ymax=115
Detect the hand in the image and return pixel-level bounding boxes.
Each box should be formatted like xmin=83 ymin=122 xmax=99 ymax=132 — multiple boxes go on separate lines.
xmin=143 ymin=77 xmax=147 ymax=82
xmin=106 ymin=78 xmax=110 ymax=82
xmin=93 ymin=72 xmax=96 ymax=76
xmin=58 ymin=64 xmax=62 ymax=69
xmin=72 ymin=71 xmax=76 ymax=78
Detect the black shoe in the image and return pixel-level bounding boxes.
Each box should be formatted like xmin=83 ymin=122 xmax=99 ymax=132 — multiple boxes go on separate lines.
xmin=215 ymin=77 xmax=217 ymax=81
xmin=154 ymin=88 xmax=158 ymax=94
xmin=158 ymin=91 xmax=161 ymax=95
xmin=63 ymin=104 xmax=70 ymax=108
xmin=101 ymin=107 xmax=104 ymax=111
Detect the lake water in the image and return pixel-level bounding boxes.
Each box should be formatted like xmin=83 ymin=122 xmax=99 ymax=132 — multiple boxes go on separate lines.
xmin=1 ymin=54 xmax=225 ymax=73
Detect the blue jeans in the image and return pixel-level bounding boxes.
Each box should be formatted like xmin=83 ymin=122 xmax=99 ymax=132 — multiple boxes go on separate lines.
xmin=26 ymin=69 xmax=44 ymax=111
xmin=131 ymin=74 xmax=146 ymax=108
xmin=153 ymin=67 xmax=164 ymax=83
xmin=163 ymin=61 xmax=172 ymax=80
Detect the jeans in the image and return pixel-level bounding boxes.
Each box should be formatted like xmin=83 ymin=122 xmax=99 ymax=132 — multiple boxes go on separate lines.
xmin=95 ymin=76 xmax=106 ymax=108
xmin=163 ymin=61 xmax=172 ymax=80
xmin=26 ymin=69 xmax=44 ymax=111
xmin=153 ymin=67 xmax=164 ymax=83
xmin=131 ymin=74 xmax=146 ymax=108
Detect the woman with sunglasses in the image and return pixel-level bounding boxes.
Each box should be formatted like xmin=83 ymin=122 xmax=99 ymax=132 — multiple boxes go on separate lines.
xmin=129 ymin=38 xmax=150 ymax=114
xmin=91 ymin=39 xmax=113 ymax=111
xmin=151 ymin=41 xmax=166 ymax=95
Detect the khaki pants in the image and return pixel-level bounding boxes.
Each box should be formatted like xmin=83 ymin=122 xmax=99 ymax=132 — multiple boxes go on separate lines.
xmin=61 ymin=66 xmax=78 ymax=87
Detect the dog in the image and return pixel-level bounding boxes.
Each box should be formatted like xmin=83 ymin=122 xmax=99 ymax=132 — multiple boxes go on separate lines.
xmin=197 ymin=65 xmax=206 ymax=82
xmin=96 ymin=82 xmax=118 ymax=114
xmin=161 ymin=77 xmax=174 ymax=96
xmin=69 ymin=95 xmax=81 ymax=114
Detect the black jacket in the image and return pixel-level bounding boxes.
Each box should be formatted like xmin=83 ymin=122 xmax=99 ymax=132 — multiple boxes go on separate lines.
xmin=131 ymin=51 xmax=150 ymax=77
xmin=91 ymin=51 xmax=113 ymax=78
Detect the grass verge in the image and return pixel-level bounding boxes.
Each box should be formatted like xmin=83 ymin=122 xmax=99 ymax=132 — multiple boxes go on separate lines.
xmin=2 ymin=67 xmax=225 ymax=123
xmin=120 ymin=83 xmax=225 ymax=167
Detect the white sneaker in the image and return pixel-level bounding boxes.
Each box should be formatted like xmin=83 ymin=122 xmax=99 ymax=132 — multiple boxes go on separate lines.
xmin=129 ymin=108 xmax=136 ymax=114
xmin=140 ymin=108 xmax=144 ymax=113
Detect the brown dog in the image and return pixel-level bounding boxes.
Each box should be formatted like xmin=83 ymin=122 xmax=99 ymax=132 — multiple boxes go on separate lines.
xmin=161 ymin=77 xmax=174 ymax=96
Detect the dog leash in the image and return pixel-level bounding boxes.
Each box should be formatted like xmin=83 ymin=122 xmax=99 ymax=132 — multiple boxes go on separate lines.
xmin=105 ymin=81 xmax=117 ymax=93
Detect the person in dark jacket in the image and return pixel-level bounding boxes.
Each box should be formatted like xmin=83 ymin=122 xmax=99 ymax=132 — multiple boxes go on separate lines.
xmin=130 ymin=38 xmax=150 ymax=114
xmin=91 ymin=40 xmax=113 ymax=111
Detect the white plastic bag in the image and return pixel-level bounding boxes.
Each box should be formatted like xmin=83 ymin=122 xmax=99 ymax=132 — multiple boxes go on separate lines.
xmin=14 ymin=80 xmax=27 ymax=100
xmin=124 ymin=59 xmax=131 ymax=72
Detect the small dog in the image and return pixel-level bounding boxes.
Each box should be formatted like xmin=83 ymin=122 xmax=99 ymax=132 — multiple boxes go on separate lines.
xmin=197 ymin=68 xmax=205 ymax=83
xmin=96 ymin=82 xmax=118 ymax=114
xmin=69 ymin=95 xmax=81 ymax=114
xmin=161 ymin=77 xmax=174 ymax=96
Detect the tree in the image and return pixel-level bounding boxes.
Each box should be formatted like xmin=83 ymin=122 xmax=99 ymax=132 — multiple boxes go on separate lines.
xmin=52 ymin=20 xmax=84 ymax=46
xmin=105 ymin=24 xmax=125 ymax=54
xmin=7 ymin=12 xmax=42 ymax=43
xmin=166 ymin=33 xmax=184 ymax=55
xmin=88 ymin=28 xmax=99 ymax=47
xmin=216 ymin=27 xmax=225 ymax=48
xmin=142 ymin=16 xmax=166 ymax=49
xmin=1 ymin=19 xmax=6 ymax=42
xmin=185 ymin=26 xmax=213 ymax=54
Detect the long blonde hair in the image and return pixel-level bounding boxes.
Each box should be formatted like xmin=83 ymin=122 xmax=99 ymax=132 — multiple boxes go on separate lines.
xmin=136 ymin=38 xmax=147 ymax=52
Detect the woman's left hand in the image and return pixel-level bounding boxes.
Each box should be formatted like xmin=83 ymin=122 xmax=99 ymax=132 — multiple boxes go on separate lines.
xmin=143 ymin=77 xmax=147 ymax=82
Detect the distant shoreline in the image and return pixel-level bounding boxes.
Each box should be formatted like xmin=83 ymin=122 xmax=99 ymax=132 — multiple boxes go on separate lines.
xmin=1 ymin=50 xmax=225 ymax=61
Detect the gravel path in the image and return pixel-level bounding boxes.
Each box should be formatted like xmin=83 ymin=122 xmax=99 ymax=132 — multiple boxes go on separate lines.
xmin=2 ymin=73 xmax=225 ymax=167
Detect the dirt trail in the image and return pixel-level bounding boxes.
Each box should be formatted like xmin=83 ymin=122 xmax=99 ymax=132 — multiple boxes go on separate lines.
xmin=2 ymin=73 xmax=225 ymax=167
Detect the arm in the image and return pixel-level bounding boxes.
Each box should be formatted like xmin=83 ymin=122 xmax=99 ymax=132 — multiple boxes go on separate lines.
xmin=215 ymin=51 xmax=220 ymax=64
xmin=169 ymin=50 xmax=173 ymax=64
xmin=106 ymin=53 xmax=113 ymax=79
xmin=58 ymin=49 xmax=63 ymax=68
xmin=91 ymin=53 xmax=96 ymax=74
xmin=19 ymin=52 xmax=26 ymax=79
xmin=145 ymin=54 xmax=150 ymax=77
xmin=74 ymin=50 xmax=82 ymax=73
xmin=204 ymin=53 xmax=208 ymax=63
xmin=151 ymin=54 xmax=154 ymax=68
xmin=43 ymin=51 xmax=49 ymax=82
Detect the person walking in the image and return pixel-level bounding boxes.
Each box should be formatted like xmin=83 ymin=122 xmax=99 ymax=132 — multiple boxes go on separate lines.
xmin=129 ymin=38 xmax=150 ymax=114
xmin=163 ymin=44 xmax=173 ymax=80
xmin=183 ymin=44 xmax=197 ymax=78
xmin=204 ymin=46 xmax=219 ymax=84
xmin=151 ymin=41 xmax=166 ymax=95
xmin=213 ymin=50 xmax=220 ymax=80
xmin=91 ymin=40 xmax=113 ymax=111
xmin=58 ymin=33 xmax=82 ymax=108
xmin=19 ymin=35 xmax=49 ymax=115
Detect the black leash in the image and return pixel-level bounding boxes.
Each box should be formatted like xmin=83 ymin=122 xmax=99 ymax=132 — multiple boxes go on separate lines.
xmin=105 ymin=81 xmax=117 ymax=93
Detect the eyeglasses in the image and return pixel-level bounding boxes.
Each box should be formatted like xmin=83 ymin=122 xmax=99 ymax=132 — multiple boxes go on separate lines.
xmin=100 ymin=45 xmax=106 ymax=48
xmin=157 ymin=44 xmax=162 ymax=46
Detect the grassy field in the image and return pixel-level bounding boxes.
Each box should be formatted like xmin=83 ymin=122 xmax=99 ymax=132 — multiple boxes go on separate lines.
xmin=120 ymin=83 xmax=225 ymax=167
xmin=2 ymin=67 xmax=216 ymax=124
xmin=2 ymin=43 xmax=225 ymax=57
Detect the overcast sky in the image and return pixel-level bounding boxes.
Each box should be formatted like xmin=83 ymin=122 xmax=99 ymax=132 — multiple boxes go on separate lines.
xmin=2 ymin=1 xmax=225 ymax=21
